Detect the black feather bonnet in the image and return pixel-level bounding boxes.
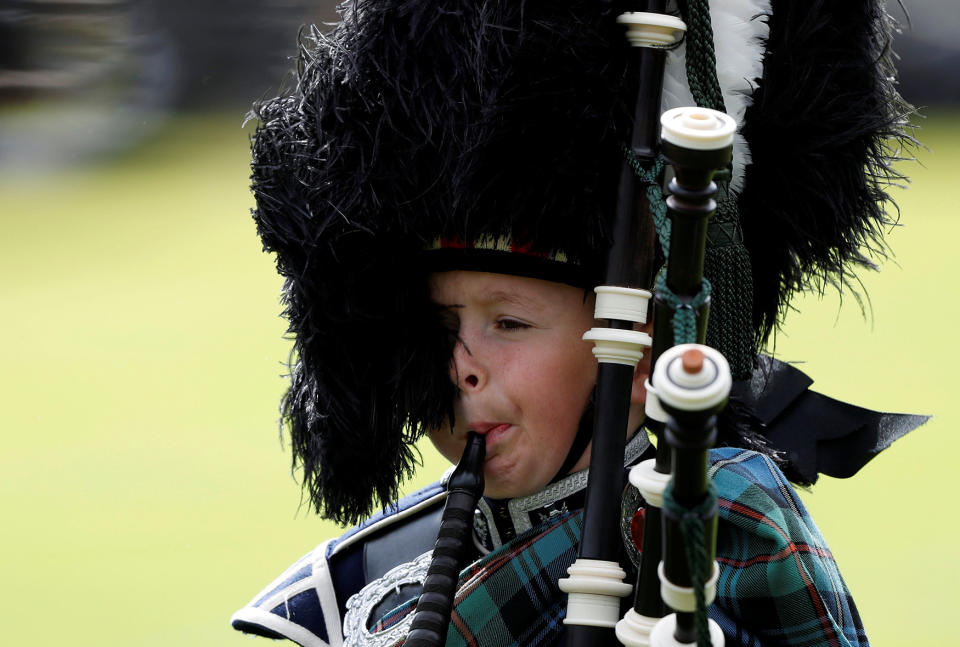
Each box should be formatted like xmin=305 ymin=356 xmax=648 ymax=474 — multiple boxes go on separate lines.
xmin=248 ymin=0 xmax=911 ymax=524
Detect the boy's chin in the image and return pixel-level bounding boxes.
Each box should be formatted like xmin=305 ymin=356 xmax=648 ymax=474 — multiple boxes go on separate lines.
xmin=482 ymin=484 xmax=524 ymax=501
xmin=482 ymin=475 xmax=547 ymax=501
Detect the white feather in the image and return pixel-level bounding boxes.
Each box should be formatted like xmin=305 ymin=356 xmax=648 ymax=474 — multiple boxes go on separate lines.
xmin=660 ymin=0 xmax=771 ymax=193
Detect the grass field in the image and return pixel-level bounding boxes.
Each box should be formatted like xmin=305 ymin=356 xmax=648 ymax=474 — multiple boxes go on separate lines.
xmin=1 ymin=111 xmax=956 ymax=646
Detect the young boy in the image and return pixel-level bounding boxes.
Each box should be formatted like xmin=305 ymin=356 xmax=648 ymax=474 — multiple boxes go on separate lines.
xmin=231 ymin=1 xmax=919 ymax=645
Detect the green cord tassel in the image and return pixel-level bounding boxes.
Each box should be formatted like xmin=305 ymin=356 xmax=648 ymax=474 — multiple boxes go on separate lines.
xmin=655 ymin=273 xmax=711 ymax=346
xmin=663 ymin=481 xmax=719 ymax=647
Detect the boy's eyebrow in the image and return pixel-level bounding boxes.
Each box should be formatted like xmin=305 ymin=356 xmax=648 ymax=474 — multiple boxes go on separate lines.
xmin=479 ymin=288 xmax=545 ymax=310
xmin=432 ymin=287 xmax=547 ymax=311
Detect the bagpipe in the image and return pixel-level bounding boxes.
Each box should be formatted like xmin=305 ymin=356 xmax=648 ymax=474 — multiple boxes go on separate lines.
xmin=559 ymin=6 xmax=732 ymax=643
xmin=406 ymin=4 xmax=736 ymax=646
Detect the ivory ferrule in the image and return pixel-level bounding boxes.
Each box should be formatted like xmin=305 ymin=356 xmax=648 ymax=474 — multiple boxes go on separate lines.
xmin=583 ymin=328 xmax=653 ymax=366
xmin=650 ymin=614 xmax=725 ymax=647
xmin=594 ymin=285 xmax=653 ymax=323
xmin=658 ymin=561 xmax=720 ymax=612
xmin=660 ymin=107 xmax=736 ymax=151
xmin=628 ymin=458 xmax=671 ymax=509
xmin=616 ymin=608 xmax=661 ymax=647
xmin=617 ymin=12 xmax=686 ymax=49
xmin=653 ymin=344 xmax=731 ymax=414
xmin=558 ymin=558 xmax=634 ymax=628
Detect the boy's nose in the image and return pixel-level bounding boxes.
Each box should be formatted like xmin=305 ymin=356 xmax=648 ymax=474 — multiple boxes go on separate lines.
xmin=451 ymin=338 xmax=486 ymax=392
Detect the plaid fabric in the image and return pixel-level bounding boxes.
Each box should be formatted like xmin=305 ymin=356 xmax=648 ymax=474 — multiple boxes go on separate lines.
xmin=371 ymin=448 xmax=867 ymax=647
xmin=710 ymin=448 xmax=869 ymax=647
xmin=448 ymin=510 xmax=581 ymax=647
xmin=373 ymin=510 xmax=582 ymax=647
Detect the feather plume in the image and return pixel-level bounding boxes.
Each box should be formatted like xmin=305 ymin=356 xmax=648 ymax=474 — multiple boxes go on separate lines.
xmin=249 ymin=0 xmax=635 ymax=523
xmin=738 ymin=0 xmax=913 ymax=344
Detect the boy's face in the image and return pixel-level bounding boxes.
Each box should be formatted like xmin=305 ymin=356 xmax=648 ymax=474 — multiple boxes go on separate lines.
xmin=428 ymin=271 xmax=601 ymax=499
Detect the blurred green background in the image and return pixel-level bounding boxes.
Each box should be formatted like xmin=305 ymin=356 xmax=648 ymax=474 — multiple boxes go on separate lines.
xmin=2 ymin=2 xmax=959 ymax=646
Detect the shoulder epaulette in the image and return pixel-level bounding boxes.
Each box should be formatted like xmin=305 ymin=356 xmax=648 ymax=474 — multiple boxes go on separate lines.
xmin=231 ymin=539 xmax=342 ymax=647
xmin=231 ymin=479 xmax=447 ymax=646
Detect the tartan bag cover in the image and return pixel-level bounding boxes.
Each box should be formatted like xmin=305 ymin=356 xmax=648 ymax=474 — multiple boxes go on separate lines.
xmin=709 ymin=448 xmax=868 ymax=647
xmin=372 ymin=448 xmax=867 ymax=647
xmin=373 ymin=508 xmax=582 ymax=647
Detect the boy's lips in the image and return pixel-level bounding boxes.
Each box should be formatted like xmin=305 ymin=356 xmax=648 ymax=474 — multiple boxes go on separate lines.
xmin=469 ymin=422 xmax=513 ymax=449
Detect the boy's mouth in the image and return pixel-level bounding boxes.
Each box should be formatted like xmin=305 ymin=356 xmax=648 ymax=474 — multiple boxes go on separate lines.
xmin=468 ymin=422 xmax=512 ymax=448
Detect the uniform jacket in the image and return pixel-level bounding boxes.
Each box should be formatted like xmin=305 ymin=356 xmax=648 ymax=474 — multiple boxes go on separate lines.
xmin=232 ymin=442 xmax=867 ymax=647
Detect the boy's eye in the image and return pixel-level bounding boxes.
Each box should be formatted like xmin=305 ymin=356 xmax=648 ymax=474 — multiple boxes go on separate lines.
xmin=496 ymin=317 xmax=530 ymax=331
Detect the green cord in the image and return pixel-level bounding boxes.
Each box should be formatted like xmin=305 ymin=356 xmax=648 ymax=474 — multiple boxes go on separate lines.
xmin=662 ymin=480 xmax=719 ymax=647
xmin=655 ymin=273 xmax=711 ymax=346
xmin=623 ymin=148 xmax=670 ymax=259
xmin=682 ymin=0 xmax=726 ymax=113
